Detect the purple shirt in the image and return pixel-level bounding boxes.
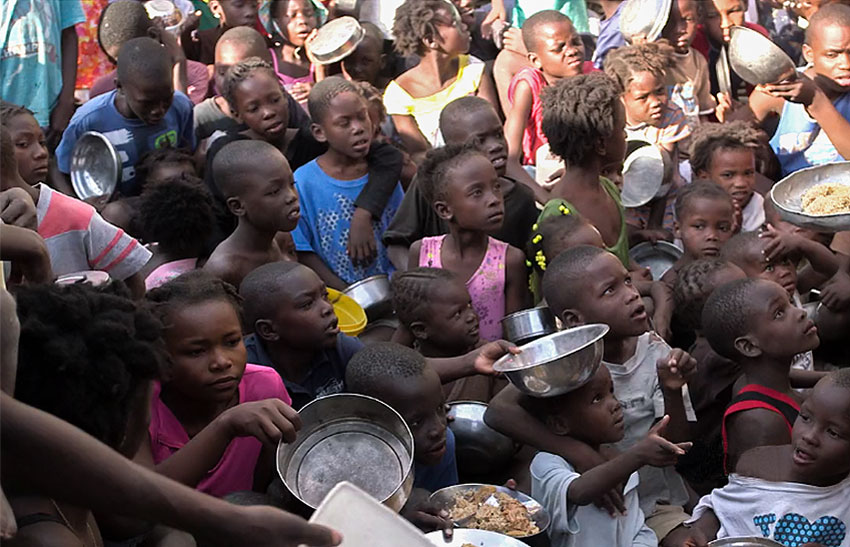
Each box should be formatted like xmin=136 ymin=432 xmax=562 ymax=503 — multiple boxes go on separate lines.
xmin=592 ymin=2 xmax=626 ymax=69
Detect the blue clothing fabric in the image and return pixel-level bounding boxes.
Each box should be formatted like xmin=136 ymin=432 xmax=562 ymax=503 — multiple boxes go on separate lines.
xmin=592 ymin=2 xmax=626 ymax=69
xmin=1 ymin=0 xmax=85 ymax=126
xmin=770 ymin=89 xmax=850 ymax=176
xmin=292 ymin=158 xmax=404 ymax=284
xmin=55 ymin=90 xmax=196 ymax=196
xmin=413 ymin=428 xmax=459 ymax=493
xmin=243 ymin=332 xmax=364 ymax=410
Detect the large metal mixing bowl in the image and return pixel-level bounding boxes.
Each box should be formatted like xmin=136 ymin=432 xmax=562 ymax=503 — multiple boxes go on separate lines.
xmin=493 ymin=325 xmax=608 ymax=398
xmin=769 ymin=161 xmax=850 ymax=232
xmin=619 ymin=0 xmax=671 ymax=42
xmin=728 ymin=26 xmax=796 ymax=85
xmin=629 ymin=241 xmax=684 ymax=280
xmin=343 ymin=274 xmax=393 ymax=321
xmin=447 ymin=402 xmax=517 ymax=476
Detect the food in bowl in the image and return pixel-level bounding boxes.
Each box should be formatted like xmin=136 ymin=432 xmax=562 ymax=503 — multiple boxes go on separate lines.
xmin=449 ymin=486 xmax=540 ymax=537
xmin=801 ymin=183 xmax=850 ymax=215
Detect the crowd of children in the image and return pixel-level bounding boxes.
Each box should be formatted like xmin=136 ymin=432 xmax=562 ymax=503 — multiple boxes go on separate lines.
xmin=2 ymin=0 xmax=850 ymax=545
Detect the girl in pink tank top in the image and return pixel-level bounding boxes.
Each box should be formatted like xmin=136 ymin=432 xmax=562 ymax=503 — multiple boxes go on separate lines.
xmin=410 ymin=146 xmax=530 ymax=341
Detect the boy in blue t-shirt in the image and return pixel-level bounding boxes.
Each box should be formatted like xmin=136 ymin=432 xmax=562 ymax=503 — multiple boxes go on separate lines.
xmin=292 ymin=76 xmax=403 ymax=289
xmin=56 ymin=37 xmax=195 ymax=197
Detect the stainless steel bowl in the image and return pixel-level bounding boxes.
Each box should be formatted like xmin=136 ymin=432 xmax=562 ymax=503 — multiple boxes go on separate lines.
xmin=70 ymin=131 xmax=121 ymax=201
xmin=343 ymin=274 xmax=393 ymax=321
xmin=429 ymin=484 xmax=551 ymax=539
xmin=501 ymin=307 xmax=557 ymax=345
xmin=708 ymin=538 xmax=783 ymax=547
xmin=447 ymin=402 xmax=516 ymax=476
xmin=622 ymin=140 xmax=667 ymax=208
xmin=425 ymin=528 xmax=530 ymax=546
xmin=728 ymin=26 xmax=796 ymax=85
xmin=493 ymin=325 xmax=608 ymax=398
xmin=276 ymin=393 xmax=414 ymax=511
xmin=629 ymin=241 xmax=683 ymax=280
xmin=769 ymin=161 xmax=850 ymax=232
xmin=308 ymin=16 xmax=364 ymax=65
xmin=619 ymin=0 xmax=671 ymax=41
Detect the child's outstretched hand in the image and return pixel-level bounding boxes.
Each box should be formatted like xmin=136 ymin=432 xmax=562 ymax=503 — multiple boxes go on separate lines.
xmin=632 ymin=415 xmax=691 ymax=468
xmin=400 ymin=489 xmax=453 ymax=534
xmin=471 ymin=340 xmax=520 ymax=376
xmin=757 ymin=72 xmax=819 ymax=107
xmin=656 ymin=348 xmax=697 ymax=391
xmin=219 ymin=399 xmax=302 ymax=446
xmin=348 ymin=207 xmax=378 ymax=267
xmin=821 ymin=270 xmax=850 ymax=312
xmin=760 ymin=223 xmax=802 ymax=262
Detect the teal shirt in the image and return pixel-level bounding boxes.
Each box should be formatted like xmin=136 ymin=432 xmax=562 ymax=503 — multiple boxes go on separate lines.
xmin=513 ymin=0 xmax=590 ymax=33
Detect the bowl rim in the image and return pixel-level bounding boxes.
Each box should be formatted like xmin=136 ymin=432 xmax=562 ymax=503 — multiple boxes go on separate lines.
xmin=493 ymin=324 xmax=609 ymax=373
xmin=500 ymin=306 xmax=555 ymax=323
xmin=769 ymin=162 xmax=850 ymax=220
xmin=342 ymin=274 xmax=391 ymax=293
xmin=70 ymin=131 xmax=121 ymax=200
xmin=727 ymin=25 xmax=796 ymax=83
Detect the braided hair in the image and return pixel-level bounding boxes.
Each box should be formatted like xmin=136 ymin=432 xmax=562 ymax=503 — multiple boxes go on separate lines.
xmin=146 ymin=270 xmax=243 ymax=330
xmin=673 ymin=259 xmax=739 ymax=331
xmin=391 ymin=267 xmax=458 ymax=329
xmin=0 ymin=101 xmax=34 ymax=122
xmin=417 ymin=142 xmax=486 ymax=206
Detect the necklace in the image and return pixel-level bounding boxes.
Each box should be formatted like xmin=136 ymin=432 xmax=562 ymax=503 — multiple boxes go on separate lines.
xmin=50 ymin=499 xmax=97 ymax=547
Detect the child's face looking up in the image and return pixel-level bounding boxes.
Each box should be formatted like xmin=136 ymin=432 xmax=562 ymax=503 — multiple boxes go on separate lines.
xmin=430 ymin=6 xmax=471 ymax=56
xmin=162 ymin=298 xmax=247 ymax=404
xmin=529 ymin=20 xmax=585 ymax=79
xmin=676 ymin=197 xmax=735 ymax=259
xmin=6 ymin=113 xmax=49 ymax=185
xmin=232 ymin=153 xmax=300 ymax=233
xmin=737 ymin=238 xmax=798 ymax=296
xmin=700 ymin=146 xmax=756 ymax=209
xmin=342 ymin=36 xmax=384 ymax=85
xmin=803 ymin=21 xmax=850 ymax=94
xmin=705 ymin=0 xmax=746 ymax=43
xmin=383 ymin=367 xmax=448 ymax=466
xmin=791 ymin=379 xmax=850 ymax=486
xmin=443 ymin=107 xmax=509 ymax=177
xmin=119 ymin=76 xmax=174 ymax=126
xmin=416 ymin=279 xmax=480 ymax=354
xmin=212 ymin=0 xmax=259 ymax=28
xmin=438 ymin=154 xmax=504 ymax=231
xmin=739 ymin=281 xmax=819 ymax=359
xmin=662 ymin=0 xmax=698 ymax=54
xmin=233 ymin=70 xmax=291 ymax=142
xmin=257 ymin=266 xmax=340 ymax=351
xmin=622 ymin=70 xmax=668 ymax=127
xmin=313 ymin=91 xmax=373 ymax=159
xmin=276 ymin=0 xmax=318 ymax=47
xmin=546 ymin=365 xmax=624 ymax=446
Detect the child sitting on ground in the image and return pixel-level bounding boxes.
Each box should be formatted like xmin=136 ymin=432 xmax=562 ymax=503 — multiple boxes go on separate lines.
xmin=143 ymin=271 xmax=299 ymax=497
xmin=383 ymin=96 xmax=540 ymax=265
xmin=690 ymin=121 xmax=765 ymax=233
xmin=505 ymin=10 xmax=593 ymax=167
xmin=383 ymin=0 xmax=498 ymax=160
xmin=269 ymin=0 xmax=324 ymax=105
xmin=239 ymin=261 xmax=364 ymax=410
xmin=486 ymin=246 xmax=698 ymax=544
xmin=181 ymin=0 xmax=259 ymax=65
xmin=0 ymin=126 xmax=151 ymax=297
xmin=677 ymin=370 xmax=850 ymax=546
xmin=528 ymin=366 xmax=691 ymax=547
xmin=139 ymin=174 xmax=216 ymax=290
xmin=748 ymin=4 xmax=850 ymax=177
xmin=702 ymin=278 xmax=820 ymax=473
xmin=204 ymin=140 xmax=301 ymax=288
xmin=56 ymin=37 xmax=195 ymax=198
xmin=293 ymin=77 xmax=404 ymax=289
xmin=410 ymin=144 xmax=529 ymax=340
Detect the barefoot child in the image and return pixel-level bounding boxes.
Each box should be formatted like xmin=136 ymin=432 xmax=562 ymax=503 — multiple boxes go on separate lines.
xmin=410 ymin=144 xmax=529 ymax=340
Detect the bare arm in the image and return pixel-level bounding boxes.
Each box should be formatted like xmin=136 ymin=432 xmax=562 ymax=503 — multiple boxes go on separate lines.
xmin=391 ymin=115 xmax=430 ymax=164
xmin=725 ymin=409 xmax=794 ymax=473
xmin=504 ymin=245 xmax=530 ymax=314
xmin=476 ymin=68 xmax=500 ymax=113
xmin=46 ymin=26 xmax=79 ymax=148
xmin=503 ymin=81 xmax=533 ymax=167
xmin=0 ymin=225 xmax=54 ymax=284
xmin=297 ymin=251 xmax=348 ymax=290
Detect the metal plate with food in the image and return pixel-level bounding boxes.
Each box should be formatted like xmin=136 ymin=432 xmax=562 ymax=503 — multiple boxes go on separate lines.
xmin=70 ymin=131 xmax=121 ymax=202
xmin=276 ymin=393 xmax=414 ymax=511
xmin=769 ymin=161 xmax=850 ymax=232
xmin=429 ymin=484 xmax=550 ymax=539
xmin=708 ymin=538 xmax=783 ymax=547
xmin=728 ymin=26 xmax=796 ymax=86
xmin=621 ymin=141 xmax=666 ymax=208
xmin=447 ymin=402 xmax=516 ymax=476
xmin=629 ymin=241 xmax=683 ymax=280
xmin=308 ymin=16 xmax=365 ymax=65
xmin=493 ymin=325 xmax=608 ymax=398
xmin=424 ymin=528 xmax=530 ymax=547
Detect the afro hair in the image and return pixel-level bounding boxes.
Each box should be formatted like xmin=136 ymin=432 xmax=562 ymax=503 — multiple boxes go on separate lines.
xmin=689 ymin=121 xmax=762 ymax=175
xmin=139 ymin=174 xmax=215 ymax=257
xmin=603 ymin=41 xmax=676 ymax=93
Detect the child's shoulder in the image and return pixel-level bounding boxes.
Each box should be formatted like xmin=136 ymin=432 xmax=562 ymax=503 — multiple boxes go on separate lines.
xmin=68 ymin=91 xmax=118 ymax=125
xmin=241 ymin=364 xmax=288 ymax=399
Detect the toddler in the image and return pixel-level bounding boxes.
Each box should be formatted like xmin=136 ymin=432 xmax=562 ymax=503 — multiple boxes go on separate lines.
xmin=505 ymin=10 xmax=592 ymax=166
xmin=145 ymin=271 xmax=299 ymax=497
xmin=410 ymin=144 xmax=529 ymax=340
xmin=269 ymin=0 xmax=322 ymax=105
xmin=181 ymin=0 xmax=259 ymax=65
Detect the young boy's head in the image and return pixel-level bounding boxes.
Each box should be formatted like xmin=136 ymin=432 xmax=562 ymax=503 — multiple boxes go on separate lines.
xmin=700 ymin=0 xmax=746 ymax=44
xmin=527 ymin=208 xmax=604 ymax=276
xmin=674 ymin=181 xmax=736 ymax=260
xmin=690 ymin=121 xmax=761 ymax=210
xmin=391 ymin=267 xmax=480 ymax=355
xmin=342 ymin=22 xmax=385 ymax=86
xmin=1 ymin=102 xmax=48 ymax=185
xmin=661 ymin=0 xmax=699 ymax=54
xmin=604 ymin=42 xmax=675 ymax=128
xmin=803 ymin=4 xmax=850 ymax=95
xmin=522 ymin=10 xmax=585 ymax=79
xmin=240 ymin=261 xmax=339 ymax=351
xmin=346 ymin=343 xmax=448 ymax=466
xmin=541 ymin=73 xmax=626 ymax=169
xmin=721 ymin=231 xmax=798 ymax=296
xmin=673 ymin=258 xmax=746 ymax=332
xmin=212 ymin=139 xmax=300 ymax=233
xmin=525 ymin=364 xmax=624 ymax=446
xmin=116 ymin=37 xmax=175 ymax=126
xmin=308 ymin=76 xmax=373 ymax=160
xmin=702 ymin=278 xmax=819 ymax=362
xmin=392 ymin=0 xmax=470 ymax=58
xmin=439 ymin=96 xmax=509 ymax=177
xmin=210 ymin=0 xmax=259 ymax=29
xmin=97 ymin=0 xmax=153 ymax=64
xmin=223 ymin=57 xmax=291 ymax=142
xmin=543 ymin=246 xmax=649 ymax=336
xmin=792 ymin=369 xmax=850 ymax=486
xmin=135 ymin=146 xmax=196 ymax=189
xmin=214 ymin=26 xmax=272 ymax=96
xmin=139 ymin=174 xmax=215 ymax=258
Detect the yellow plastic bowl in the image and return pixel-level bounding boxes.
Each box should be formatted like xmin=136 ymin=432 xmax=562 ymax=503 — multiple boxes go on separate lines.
xmin=327 ymin=288 xmax=368 ymax=337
